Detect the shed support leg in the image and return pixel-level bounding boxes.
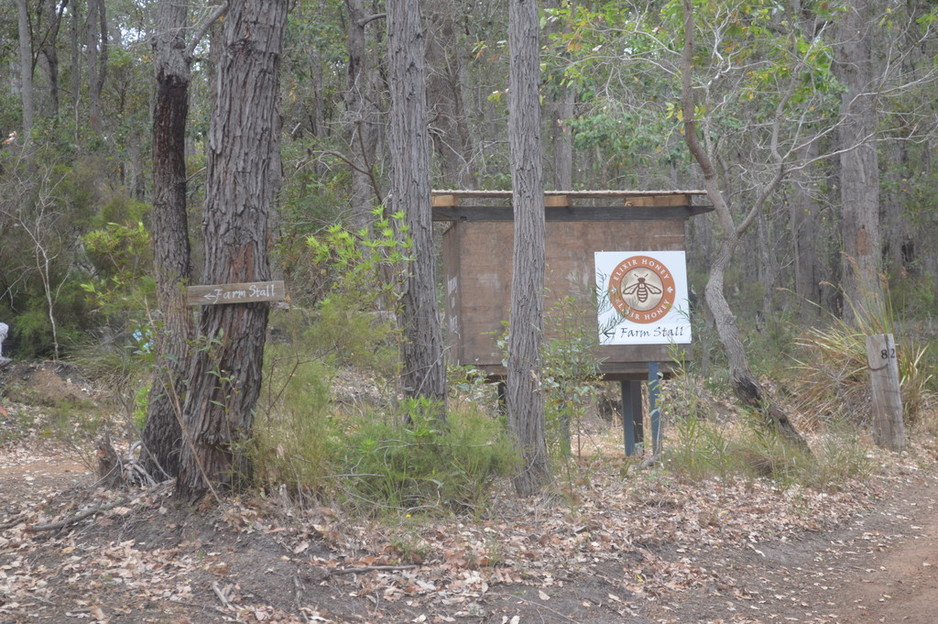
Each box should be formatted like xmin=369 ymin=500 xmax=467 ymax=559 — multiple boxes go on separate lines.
xmin=621 ymin=380 xmax=643 ymax=456
xmin=648 ymin=362 xmax=662 ymax=454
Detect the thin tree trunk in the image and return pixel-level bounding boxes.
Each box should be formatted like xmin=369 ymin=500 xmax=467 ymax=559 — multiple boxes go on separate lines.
xmin=790 ymin=141 xmax=824 ymax=322
xmin=69 ymin=0 xmax=81 ymax=128
xmin=344 ymin=0 xmax=381 ymax=230
xmin=545 ymin=0 xmax=574 ymax=191
xmin=16 ymin=0 xmax=33 ymax=136
xmin=387 ymin=0 xmax=447 ymax=413
xmin=681 ymin=0 xmax=808 ymax=449
xmin=426 ymin=2 xmax=478 ymax=189
xmin=176 ymin=0 xmax=289 ymax=501
xmin=38 ymin=0 xmax=64 ymax=120
xmin=86 ymin=0 xmax=109 ymax=131
xmin=507 ymin=0 xmax=550 ymax=496
xmin=141 ymin=0 xmax=195 ymax=481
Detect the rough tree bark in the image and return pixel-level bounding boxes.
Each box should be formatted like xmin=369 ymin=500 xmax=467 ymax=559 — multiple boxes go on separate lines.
xmin=140 ymin=0 xmax=196 ymax=480
xmin=833 ymin=0 xmax=884 ymax=321
xmin=175 ymin=0 xmax=289 ymax=500
xmin=507 ymin=0 xmax=550 ymax=496
xmin=387 ymin=0 xmax=447 ymax=414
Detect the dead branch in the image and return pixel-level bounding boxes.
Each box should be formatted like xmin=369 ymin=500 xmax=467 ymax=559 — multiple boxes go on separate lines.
xmin=320 ymin=564 xmax=418 ymax=579
xmin=27 ymin=499 xmax=125 ymax=533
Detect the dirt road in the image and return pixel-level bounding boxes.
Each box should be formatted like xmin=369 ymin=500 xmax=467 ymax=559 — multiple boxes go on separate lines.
xmin=643 ymin=469 xmax=938 ymax=624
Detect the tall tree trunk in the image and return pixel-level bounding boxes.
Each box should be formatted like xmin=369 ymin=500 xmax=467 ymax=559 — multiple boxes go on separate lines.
xmin=344 ymin=0 xmax=381 ymax=230
xmin=507 ymin=0 xmax=550 ymax=496
xmin=833 ymin=0 xmax=883 ymax=322
xmin=38 ymin=0 xmax=64 ymax=120
xmin=789 ymin=141 xmax=825 ymax=322
xmin=16 ymin=0 xmax=33 ymax=136
xmin=69 ymin=0 xmax=81 ymax=125
xmin=86 ymin=0 xmax=109 ymax=131
xmin=545 ymin=0 xmax=574 ymax=191
xmin=681 ymin=0 xmax=808 ymax=449
xmin=387 ymin=0 xmax=447 ymax=413
xmin=176 ymin=0 xmax=289 ymax=500
xmin=141 ymin=0 xmax=195 ymax=481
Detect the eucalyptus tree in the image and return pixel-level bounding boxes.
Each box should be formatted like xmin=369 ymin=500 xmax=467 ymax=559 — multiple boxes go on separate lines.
xmin=386 ymin=0 xmax=447 ymax=415
xmin=506 ymin=0 xmax=550 ymax=495
xmin=833 ymin=0 xmax=883 ymax=321
xmin=176 ymin=0 xmax=290 ymax=500
xmin=344 ymin=0 xmax=385 ymax=228
xmin=425 ymin=1 xmax=478 ymax=189
xmin=141 ymin=0 xmax=228 ymax=480
xmin=15 ymin=0 xmax=33 ymax=136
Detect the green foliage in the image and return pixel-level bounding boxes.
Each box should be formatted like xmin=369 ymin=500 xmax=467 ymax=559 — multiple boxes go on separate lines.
xmin=337 ymin=402 xmax=518 ymax=515
xmin=541 ymin=295 xmax=603 ymax=457
xmin=252 ymin=355 xmax=336 ymax=500
xmin=80 ymin=221 xmax=155 ymax=352
xmin=300 ymin=207 xmax=413 ymax=373
xmin=82 ymin=221 xmax=152 ymax=278
xmin=789 ymin=286 xmax=935 ymax=430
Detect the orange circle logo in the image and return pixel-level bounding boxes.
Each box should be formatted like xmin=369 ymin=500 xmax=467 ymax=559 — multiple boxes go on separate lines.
xmin=608 ymin=255 xmax=676 ymax=324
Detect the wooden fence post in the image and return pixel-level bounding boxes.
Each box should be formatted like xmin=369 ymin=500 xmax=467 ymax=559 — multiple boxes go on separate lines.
xmin=865 ymin=333 xmax=905 ymax=452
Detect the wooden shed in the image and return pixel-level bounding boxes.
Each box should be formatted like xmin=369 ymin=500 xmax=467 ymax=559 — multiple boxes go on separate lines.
xmin=433 ymin=190 xmax=712 ymax=381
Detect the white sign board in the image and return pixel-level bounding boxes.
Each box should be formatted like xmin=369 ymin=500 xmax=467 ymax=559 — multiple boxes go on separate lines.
xmin=595 ymin=251 xmax=691 ymax=345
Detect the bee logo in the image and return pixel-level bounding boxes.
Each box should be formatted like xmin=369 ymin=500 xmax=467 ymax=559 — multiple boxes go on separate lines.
xmin=607 ymin=255 xmax=676 ymax=324
xmin=621 ymin=273 xmax=662 ymax=303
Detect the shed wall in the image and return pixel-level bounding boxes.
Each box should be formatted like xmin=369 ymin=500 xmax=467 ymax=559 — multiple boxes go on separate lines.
xmin=443 ymin=219 xmax=687 ymax=380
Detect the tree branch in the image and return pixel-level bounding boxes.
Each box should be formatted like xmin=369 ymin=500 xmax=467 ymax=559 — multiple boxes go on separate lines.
xmin=185 ymin=3 xmax=229 ymax=61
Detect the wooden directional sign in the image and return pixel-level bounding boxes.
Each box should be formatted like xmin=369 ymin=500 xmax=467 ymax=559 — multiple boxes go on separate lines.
xmin=187 ymin=280 xmax=285 ymax=306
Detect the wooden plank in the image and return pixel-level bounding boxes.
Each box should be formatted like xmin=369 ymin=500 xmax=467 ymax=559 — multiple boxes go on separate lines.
xmin=866 ymin=333 xmax=906 ymax=451
xmin=187 ymin=280 xmax=285 ymax=306
xmin=544 ymin=194 xmax=570 ymax=207
xmin=625 ymin=194 xmax=689 ymax=207
xmin=432 ymin=189 xmax=708 ymax=200
xmin=431 ymin=194 xmax=459 ymax=207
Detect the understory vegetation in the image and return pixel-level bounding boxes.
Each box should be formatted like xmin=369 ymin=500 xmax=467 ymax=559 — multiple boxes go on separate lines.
xmin=3 ymin=239 xmax=935 ymax=520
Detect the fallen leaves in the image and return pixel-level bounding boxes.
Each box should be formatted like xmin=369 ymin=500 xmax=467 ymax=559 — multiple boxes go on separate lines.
xmin=2 ymin=435 xmax=935 ymax=624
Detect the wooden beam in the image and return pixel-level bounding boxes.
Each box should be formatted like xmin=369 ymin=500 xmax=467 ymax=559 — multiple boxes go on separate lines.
xmin=544 ymin=194 xmax=570 ymax=207
xmin=431 ymin=194 xmax=459 ymax=207
xmin=432 ymin=204 xmax=713 ymax=222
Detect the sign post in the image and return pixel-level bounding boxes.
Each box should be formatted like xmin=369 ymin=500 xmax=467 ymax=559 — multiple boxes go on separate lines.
xmin=865 ymin=333 xmax=905 ymax=451
xmin=186 ymin=280 xmax=285 ymax=306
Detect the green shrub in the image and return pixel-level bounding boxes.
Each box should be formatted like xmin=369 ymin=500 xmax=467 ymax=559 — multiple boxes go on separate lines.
xmin=252 ymin=355 xmax=336 ymax=500
xmin=541 ymin=295 xmax=603 ymax=458
xmin=789 ymin=297 xmax=935 ymax=430
xmin=338 ymin=401 xmax=518 ymax=515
